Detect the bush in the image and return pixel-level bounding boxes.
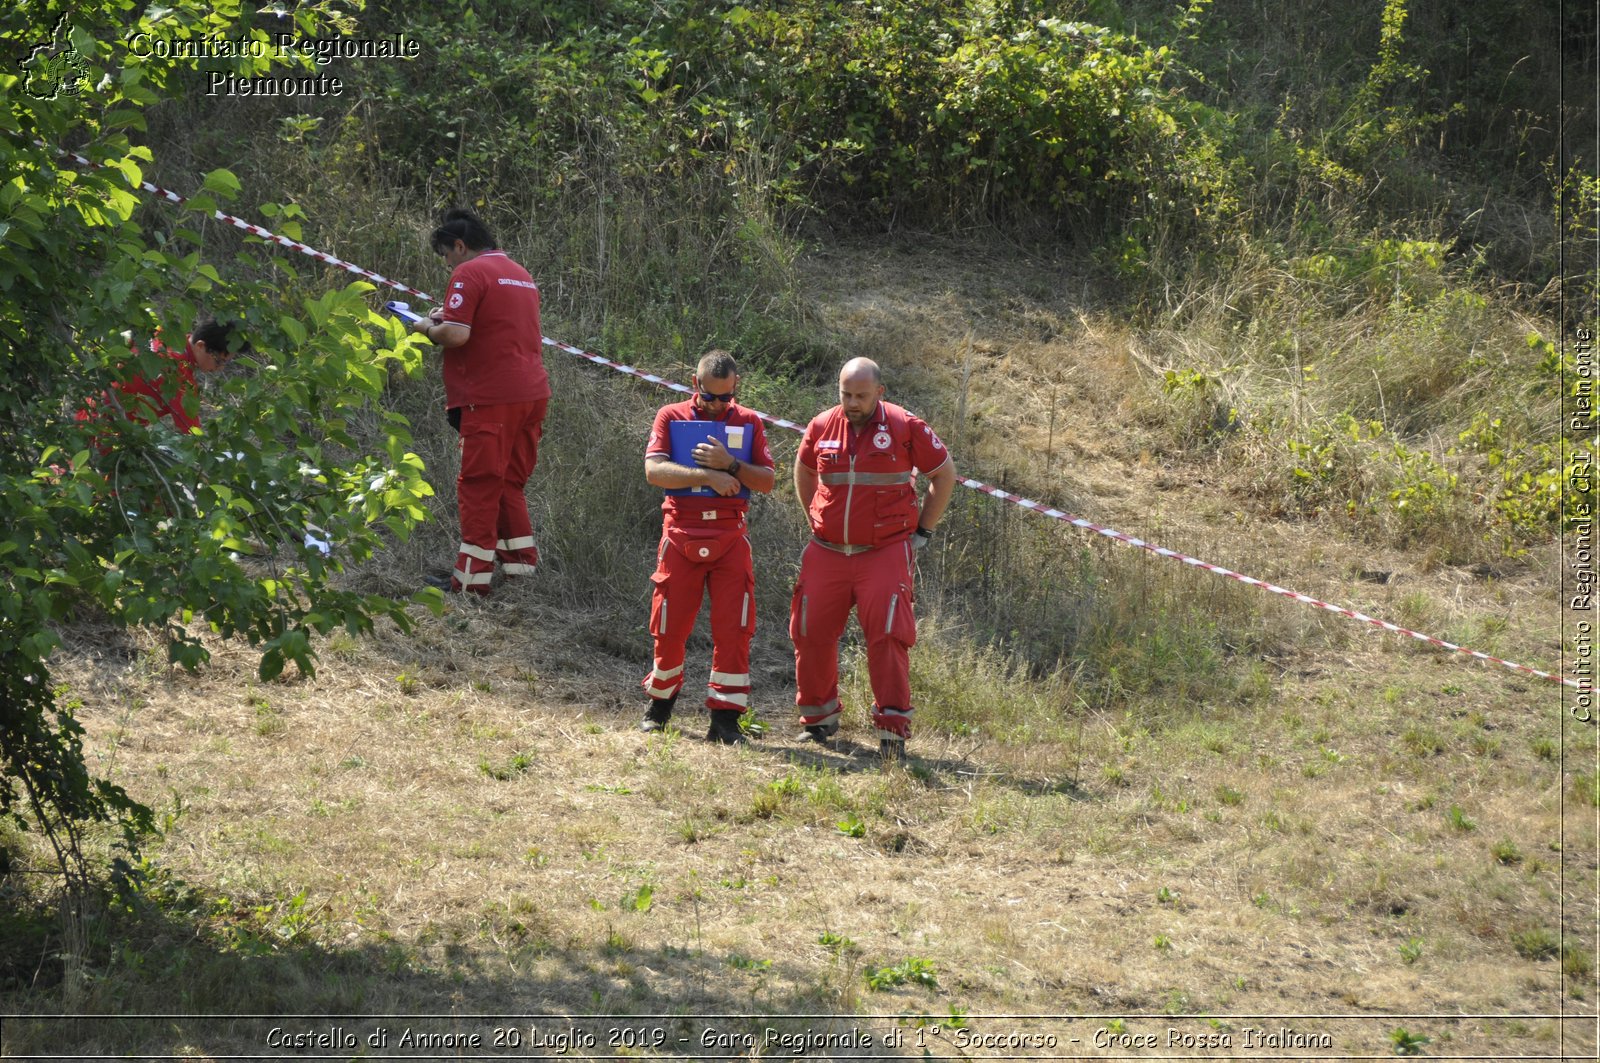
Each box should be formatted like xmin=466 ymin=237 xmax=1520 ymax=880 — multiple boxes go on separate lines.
xmin=714 ymin=2 xmax=1210 ymax=231
xmin=2 ymin=0 xmax=434 ymax=887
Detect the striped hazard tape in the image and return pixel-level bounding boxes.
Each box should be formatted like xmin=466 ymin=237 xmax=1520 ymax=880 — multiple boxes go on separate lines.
xmin=59 ymin=147 xmax=1589 ymax=694
xmin=957 ymin=479 xmax=1585 ymax=691
xmin=539 ymin=337 xmax=809 ymax=434
xmin=61 ymin=148 xmax=435 ymax=302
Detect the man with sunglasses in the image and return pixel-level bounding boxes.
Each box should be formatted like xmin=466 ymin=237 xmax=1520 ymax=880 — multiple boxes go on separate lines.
xmin=411 ymin=208 xmax=549 ymax=595
xmin=640 ymin=350 xmax=776 ymax=743
xmin=790 ymin=357 xmax=956 ymax=763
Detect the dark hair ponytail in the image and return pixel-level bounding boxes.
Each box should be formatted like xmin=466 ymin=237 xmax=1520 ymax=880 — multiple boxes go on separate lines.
xmin=430 ymin=208 xmax=496 ymax=254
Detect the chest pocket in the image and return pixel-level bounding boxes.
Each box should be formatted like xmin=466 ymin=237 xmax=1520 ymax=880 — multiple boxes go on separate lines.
xmin=863 ymin=449 xmax=915 ymax=530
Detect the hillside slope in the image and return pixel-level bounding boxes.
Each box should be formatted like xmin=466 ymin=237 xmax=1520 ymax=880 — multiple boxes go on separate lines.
xmin=9 ymin=238 xmax=1592 ymax=1060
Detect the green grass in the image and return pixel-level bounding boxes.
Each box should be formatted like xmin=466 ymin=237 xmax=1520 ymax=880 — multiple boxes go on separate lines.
xmin=478 ymin=751 xmax=535 ymax=781
xmin=863 ymin=957 xmax=937 ymax=991
xmin=1511 ymin=927 xmax=1561 ymax=961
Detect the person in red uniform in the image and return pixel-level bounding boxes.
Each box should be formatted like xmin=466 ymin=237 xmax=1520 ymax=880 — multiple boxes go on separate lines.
xmin=412 ymin=209 xmax=550 ymax=595
xmin=80 ymin=316 xmax=243 ymax=433
xmin=791 ymin=357 xmax=957 ymax=762
xmin=640 ymin=350 xmax=776 ymax=743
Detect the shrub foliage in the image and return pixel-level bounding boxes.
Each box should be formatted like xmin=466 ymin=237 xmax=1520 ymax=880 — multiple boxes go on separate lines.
xmin=1 ymin=0 xmax=435 ymax=885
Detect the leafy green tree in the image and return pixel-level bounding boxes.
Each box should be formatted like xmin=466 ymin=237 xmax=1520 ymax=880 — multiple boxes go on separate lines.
xmin=1 ymin=0 xmax=435 ymax=889
xmin=689 ymin=1 xmax=1200 ymax=230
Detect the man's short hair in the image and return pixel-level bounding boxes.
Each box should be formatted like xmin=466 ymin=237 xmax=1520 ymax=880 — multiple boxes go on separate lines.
xmin=697 ymin=349 xmax=738 ymax=381
xmin=192 ymin=315 xmax=247 ymax=355
xmin=430 ymin=208 xmax=497 ymax=254
xmin=840 ymin=357 xmax=882 ymax=384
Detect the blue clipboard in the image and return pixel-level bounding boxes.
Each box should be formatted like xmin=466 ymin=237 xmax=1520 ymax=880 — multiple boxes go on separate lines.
xmin=665 ymin=419 xmax=752 ymax=499
xmin=385 ymin=300 xmax=425 ymax=325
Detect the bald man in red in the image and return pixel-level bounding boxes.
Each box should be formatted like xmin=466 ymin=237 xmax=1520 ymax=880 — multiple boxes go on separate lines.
xmin=790 ymin=357 xmax=957 ymax=762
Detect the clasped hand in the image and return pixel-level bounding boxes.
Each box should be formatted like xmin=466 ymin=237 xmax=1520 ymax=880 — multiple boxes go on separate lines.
xmin=693 ymin=438 xmax=740 ymax=496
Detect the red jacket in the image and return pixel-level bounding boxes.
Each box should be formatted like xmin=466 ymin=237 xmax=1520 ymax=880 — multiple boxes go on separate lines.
xmin=647 ymin=399 xmax=775 ymax=529
xmin=438 ymin=250 xmax=550 ymax=409
xmin=78 ymin=335 xmax=202 ymax=433
xmin=797 ymin=400 xmax=949 ymax=550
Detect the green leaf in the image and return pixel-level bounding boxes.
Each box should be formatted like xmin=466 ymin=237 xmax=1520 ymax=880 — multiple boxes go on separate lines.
xmin=279 ymin=316 xmax=307 ymax=347
xmin=201 ymin=168 xmax=241 ymax=199
xmin=259 ymin=648 xmax=286 ymax=682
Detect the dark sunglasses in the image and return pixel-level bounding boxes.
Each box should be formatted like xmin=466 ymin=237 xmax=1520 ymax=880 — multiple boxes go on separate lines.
xmin=698 ymin=389 xmax=736 ymax=403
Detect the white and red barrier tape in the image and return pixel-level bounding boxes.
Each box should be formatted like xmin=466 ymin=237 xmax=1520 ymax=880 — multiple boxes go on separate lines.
xmin=61 ymin=148 xmax=436 ymax=302
xmin=58 ymin=147 xmax=1589 ymax=693
xmin=953 ymin=481 xmax=1588 ymax=690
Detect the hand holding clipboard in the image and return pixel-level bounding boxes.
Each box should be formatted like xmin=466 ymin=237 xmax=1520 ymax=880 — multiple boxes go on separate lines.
xmin=665 ymin=420 xmax=752 ymax=498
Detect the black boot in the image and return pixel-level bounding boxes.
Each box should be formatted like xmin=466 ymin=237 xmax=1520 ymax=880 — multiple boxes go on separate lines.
xmin=878 ymin=737 xmax=907 ymax=765
xmin=706 ymin=709 xmax=747 ymax=745
xmin=640 ymin=693 xmax=677 ymax=733
xmin=800 ymin=719 xmax=839 ymax=743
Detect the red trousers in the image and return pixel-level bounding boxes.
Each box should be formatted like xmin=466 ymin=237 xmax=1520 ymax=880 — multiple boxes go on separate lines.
xmin=452 ymin=399 xmax=547 ymax=594
xmin=642 ymin=525 xmax=755 ymax=713
xmin=789 ymin=539 xmax=916 ymax=738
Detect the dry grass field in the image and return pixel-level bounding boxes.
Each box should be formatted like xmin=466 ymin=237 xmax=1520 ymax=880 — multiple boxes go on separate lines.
xmin=3 ymin=240 xmax=1595 ymax=1061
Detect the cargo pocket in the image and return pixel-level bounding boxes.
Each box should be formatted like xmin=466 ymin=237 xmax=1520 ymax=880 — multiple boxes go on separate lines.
xmin=885 ymin=585 xmax=917 ymax=649
xmin=789 ymin=581 xmax=807 ymax=641
xmin=650 ymin=570 xmax=672 ymax=637
xmin=873 ymin=491 xmax=913 ymax=534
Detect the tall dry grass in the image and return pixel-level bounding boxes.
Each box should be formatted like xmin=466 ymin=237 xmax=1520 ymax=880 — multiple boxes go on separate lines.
xmin=1121 ymin=224 xmax=1569 ymax=567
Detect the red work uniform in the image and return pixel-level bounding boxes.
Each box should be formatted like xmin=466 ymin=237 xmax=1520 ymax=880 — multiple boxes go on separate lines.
xmin=438 ymin=250 xmax=551 ymax=594
xmin=790 ymin=401 xmax=949 ymax=739
xmin=642 ymin=400 xmax=774 ymax=714
xmin=78 ymin=335 xmax=203 ymax=434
